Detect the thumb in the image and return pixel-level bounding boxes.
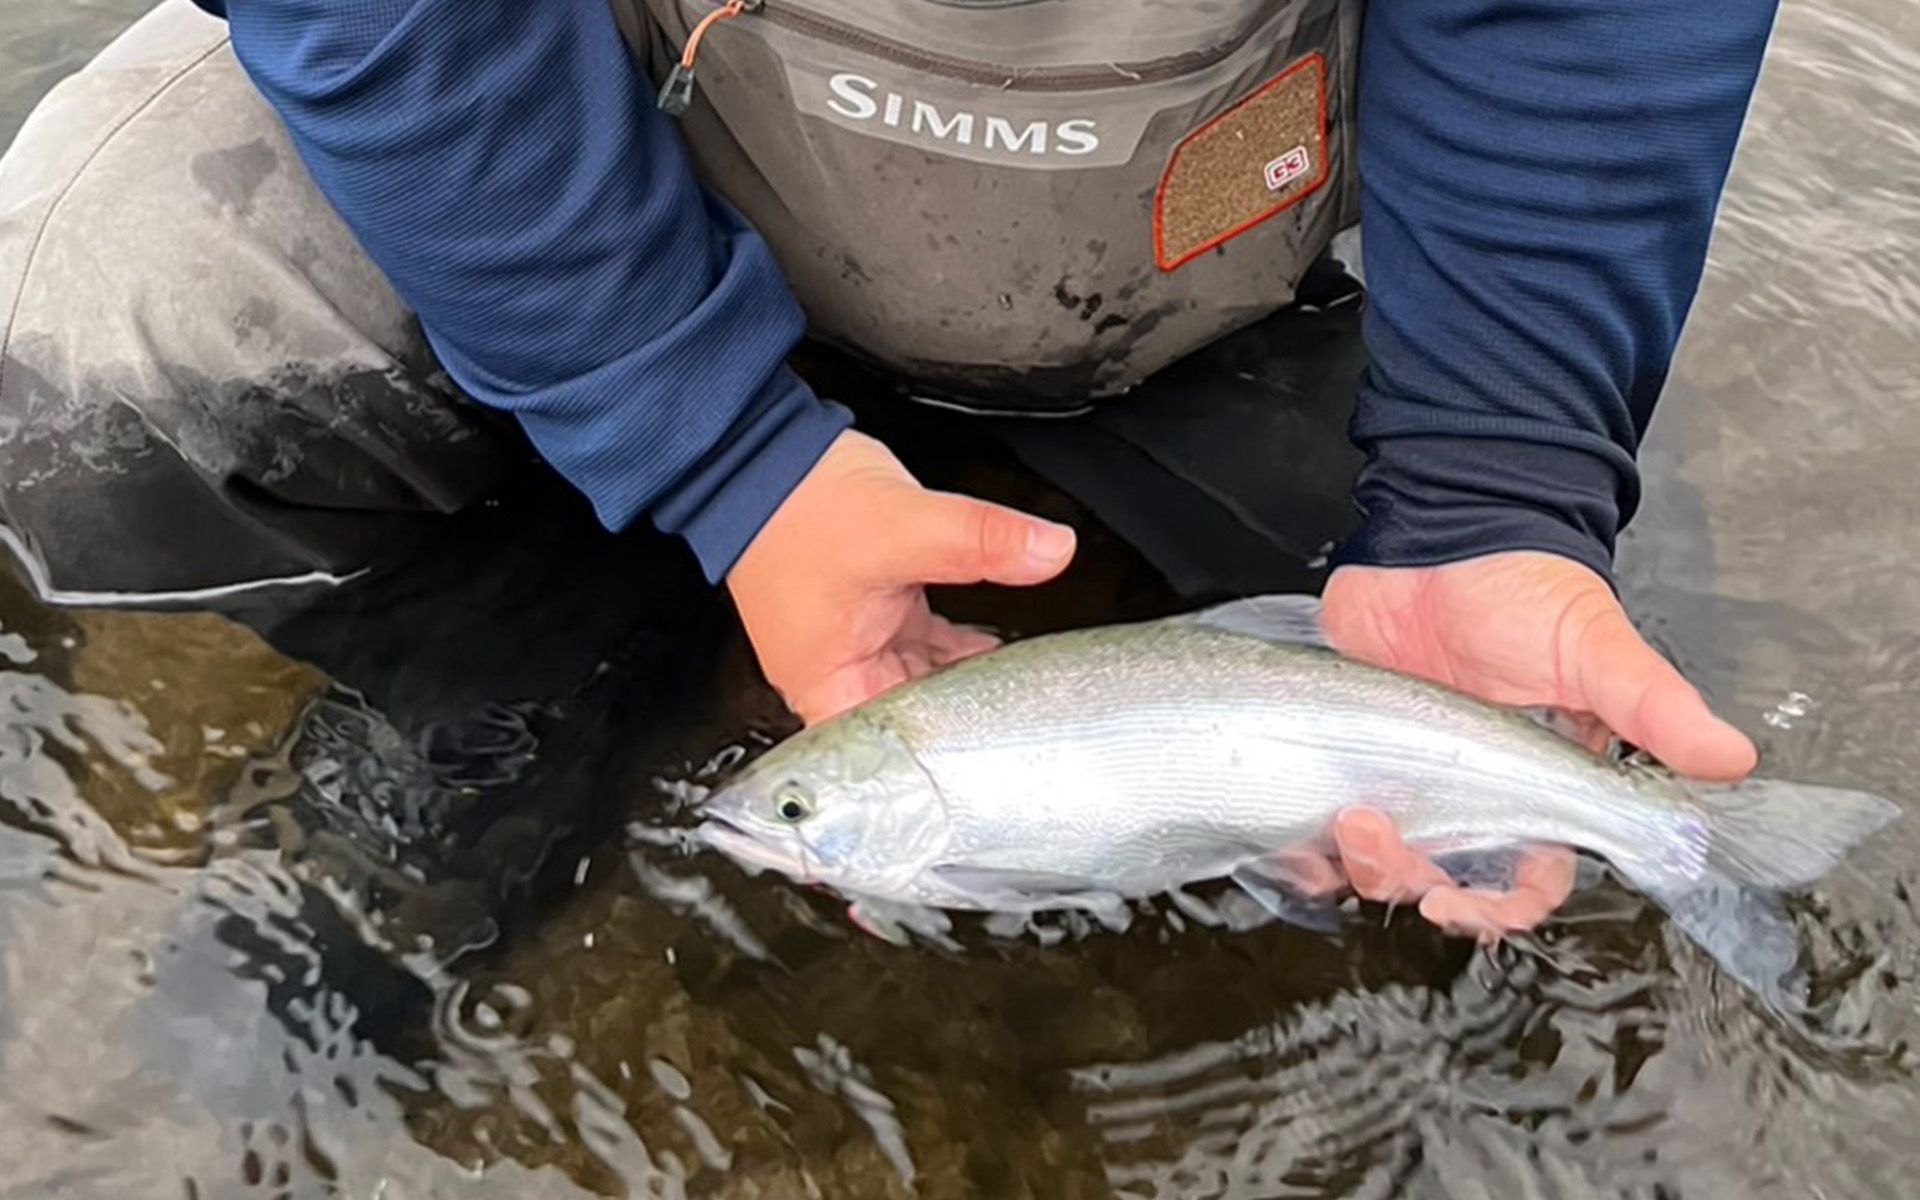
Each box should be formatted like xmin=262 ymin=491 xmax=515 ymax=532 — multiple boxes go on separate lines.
xmin=1572 ymin=605 xmax=1758 ymax=781
xmin=881 ymin=489 xmax=1077 ymax=587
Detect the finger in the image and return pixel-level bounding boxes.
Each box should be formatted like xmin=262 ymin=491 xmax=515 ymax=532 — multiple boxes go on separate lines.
xmin=1531 ymin=707 xmax=1614 ymax=756
xmin=922 ymin=618 xmax=1001 ymax=667
xmin=1269 ymin=847 xmax=1347 ymax=898
xmin=792 ymin=658 xmax=912 ymax=727
xmin=1418 ymin=888 xmax=1538 ymax=943
xmin=1578 ymin=724 xmax=1615 ymax=758
xmin=893 ymin=642 xmax=937 ymax=682
xmin=1417 ymin=845 xmax=1577 ymax=940
xmin=1332 ymin=808 xmax=1452 ymax=904
xmin=881 ymin=490 xmax=1077 ymax=588
xmin=792 ymin=678 xmax=870 ymax=727
xmin=1572 ymin=609 xmax=1757 ymax=780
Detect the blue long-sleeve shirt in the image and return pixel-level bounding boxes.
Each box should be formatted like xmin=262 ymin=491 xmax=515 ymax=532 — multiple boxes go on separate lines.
xmin=196 ymin=0 xmax=1774 ymax=584
xmin=1339 ymin=0 xmax=1773 ymax=577
xmin=203 ymin=0 xmax=850 ymax=582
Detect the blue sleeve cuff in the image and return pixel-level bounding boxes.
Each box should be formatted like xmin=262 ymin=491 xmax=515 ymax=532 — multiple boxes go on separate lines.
xmin=1330 ymin=434 xmax=1622 ymax=586
xmin=649 ymin=369 xmax=852 ymax=583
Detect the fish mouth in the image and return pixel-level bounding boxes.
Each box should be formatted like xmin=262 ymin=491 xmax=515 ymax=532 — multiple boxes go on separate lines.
xmin=697 ymin=812 xmax=810 ymax=881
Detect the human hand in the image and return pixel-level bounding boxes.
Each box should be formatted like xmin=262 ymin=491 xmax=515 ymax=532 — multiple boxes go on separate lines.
xmin=728 ymin=430 xmax=1076 ymax=726
xmin=1313 ymin=551 xmax=1758 ymax=940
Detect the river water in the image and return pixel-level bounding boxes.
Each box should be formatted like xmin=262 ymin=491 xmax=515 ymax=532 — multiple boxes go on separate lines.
xmin=0 ymin=2 xmax=1916 ymax=1197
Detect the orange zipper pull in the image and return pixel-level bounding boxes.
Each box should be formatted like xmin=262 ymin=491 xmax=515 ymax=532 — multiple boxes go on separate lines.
xmin=658 ymin=0 xmax=762 ymax=116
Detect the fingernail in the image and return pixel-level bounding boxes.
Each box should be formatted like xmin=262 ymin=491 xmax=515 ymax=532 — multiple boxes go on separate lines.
xmin=1025 ymin=522 xmax=1076 ymax=568
xmin=1334 ymin=807 xmax=1389 ymax=842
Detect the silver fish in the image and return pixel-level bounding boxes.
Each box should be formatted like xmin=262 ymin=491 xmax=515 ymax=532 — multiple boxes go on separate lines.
xmin=699 ymin=596 xmax=1898 ymax=1002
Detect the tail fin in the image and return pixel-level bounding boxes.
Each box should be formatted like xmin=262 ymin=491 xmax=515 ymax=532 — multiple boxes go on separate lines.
xmin=1690 ymin=778 xmax=1899 ymax=889
xmin=1644 ymin=779 xmax=1898 ymax=1016
xmin=1646 ymin=880 xmax=1809 ymax=1015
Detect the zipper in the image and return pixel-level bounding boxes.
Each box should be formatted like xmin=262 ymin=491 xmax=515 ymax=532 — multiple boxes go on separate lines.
xmin=661 ymin=0 xmax=1270 ymax=115
xmin=658 ymin=0 xmax=762 ymax=114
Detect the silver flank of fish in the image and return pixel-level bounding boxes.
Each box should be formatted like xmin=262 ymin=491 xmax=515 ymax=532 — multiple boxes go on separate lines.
xmin=874 ymin=620 xmax=1703 ymax=902
xmin=697 ymin=596 xmax=1898 ymax=1006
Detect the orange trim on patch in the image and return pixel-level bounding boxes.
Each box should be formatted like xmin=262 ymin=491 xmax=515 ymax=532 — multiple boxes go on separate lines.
xmin=1153 ymin=53 xmax=1331 ymax=272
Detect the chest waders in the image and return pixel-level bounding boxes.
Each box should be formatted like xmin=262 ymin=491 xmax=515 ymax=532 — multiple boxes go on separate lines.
xmin=615 ymin=0 xmax=1363 ymax=412
xmin=617 ymin=0 xmax=1372 ymax=597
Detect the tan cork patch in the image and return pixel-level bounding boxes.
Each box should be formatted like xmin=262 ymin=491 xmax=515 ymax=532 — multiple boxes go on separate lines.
xmin=1154 ymin=54 xmax=1330 ymax=270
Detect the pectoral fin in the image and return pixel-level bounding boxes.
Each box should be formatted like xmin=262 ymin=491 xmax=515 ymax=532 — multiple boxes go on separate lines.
xmin=928 ymin=865 xmax=1133 ymax=932
xmin=1228 ymin=856 xmax=1343 ymax=933
xmin=845 ymin=898 xmax=960 ymax=951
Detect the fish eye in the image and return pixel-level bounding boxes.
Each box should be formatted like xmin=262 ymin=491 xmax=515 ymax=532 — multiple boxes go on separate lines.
xmin=773 ymin=783 xmax=814 ymax=824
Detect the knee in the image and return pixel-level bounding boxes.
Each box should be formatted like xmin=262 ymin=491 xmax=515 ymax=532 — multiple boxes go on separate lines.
xmin=2 ymin=11 xmax=419 ymax=396
xmin=0 ymin=10 xmax=513 ymax=603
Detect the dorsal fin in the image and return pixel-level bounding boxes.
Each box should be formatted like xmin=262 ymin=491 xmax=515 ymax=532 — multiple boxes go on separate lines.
xmin=1177 ymin=594 xmax=1330 ymax=649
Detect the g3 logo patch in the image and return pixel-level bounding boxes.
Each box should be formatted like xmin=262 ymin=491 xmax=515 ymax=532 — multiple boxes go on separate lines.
xmin=1264 ymin=146 xmax=1313 ymax=192
xmin=1154 ymin=54 xmax=1331 ymax=271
